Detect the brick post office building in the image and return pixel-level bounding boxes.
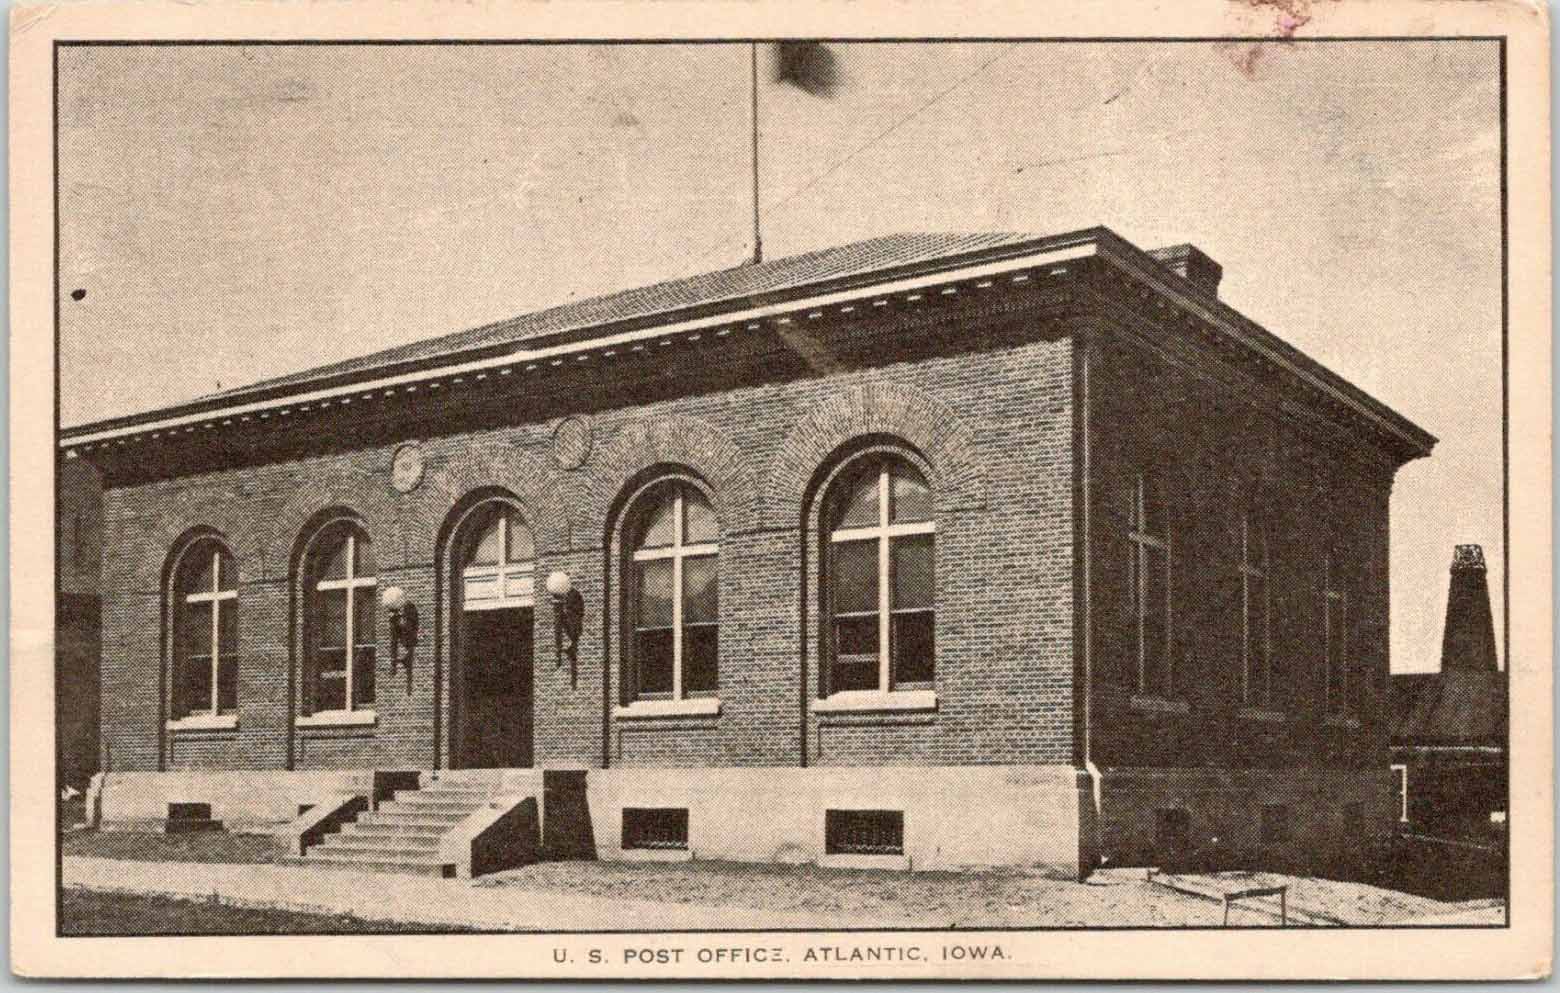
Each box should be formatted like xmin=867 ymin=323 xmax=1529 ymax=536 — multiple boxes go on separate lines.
xmin=65 ymin=228 xmax=1434 ymax=876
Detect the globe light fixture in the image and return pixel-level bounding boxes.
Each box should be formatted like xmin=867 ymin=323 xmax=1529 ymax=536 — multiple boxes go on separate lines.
xmin=382 ymin=585 xmax=418 ymax=681
xmin=548 ymin=570 xmax=585 ymax=685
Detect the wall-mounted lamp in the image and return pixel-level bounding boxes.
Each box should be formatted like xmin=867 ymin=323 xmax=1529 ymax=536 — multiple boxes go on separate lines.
xmin=382 ymin=586 xmax=419 ymax=687
xmin=547 ymin=570 xmax=585 ymax=687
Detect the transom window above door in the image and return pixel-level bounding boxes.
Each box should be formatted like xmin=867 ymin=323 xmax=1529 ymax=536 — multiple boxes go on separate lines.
xmin=460 ymin=504 xmax=536 ymax=610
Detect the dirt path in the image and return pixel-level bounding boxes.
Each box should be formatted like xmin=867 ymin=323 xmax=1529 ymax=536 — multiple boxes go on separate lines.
xmin=63 ymin=854 xmax=1503 ymax=932
xmin=63 ymin=856 xmax=830 ymax=930
xmin=64 ymin=856 xmax=1214 ymax=930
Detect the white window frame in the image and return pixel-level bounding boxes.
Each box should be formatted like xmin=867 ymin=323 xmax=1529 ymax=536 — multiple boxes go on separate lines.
xmin=460 ymin=505 xmax=536 ymax=611
xmin=1391 ymin=763 xmax=1409 ymax=823
xmin=630 ymin=486 xmax=718 ymax=701
xmin=1129 ymin=473 xmax=1173 ymax=697
xmin=309 ymin=526 xmax=377 ymax=715
xmin=1324 ymin=552 xmax=1349 ymax=715
xmin=177 ymin=543 xmax=237 ymax=719
xmin=1240 ymin=514 xmax=1273 ymax=707
xmin=828 ymin=463 xmax=936 ymax=695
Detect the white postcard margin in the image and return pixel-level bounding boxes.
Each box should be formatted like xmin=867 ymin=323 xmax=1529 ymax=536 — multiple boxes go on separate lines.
xmin=9 ymin=0 xmax=1552 ymax=979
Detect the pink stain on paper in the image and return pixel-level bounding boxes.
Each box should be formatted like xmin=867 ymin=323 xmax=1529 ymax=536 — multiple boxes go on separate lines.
xmin=1218 ymin=0 xmax=1325 ymax=78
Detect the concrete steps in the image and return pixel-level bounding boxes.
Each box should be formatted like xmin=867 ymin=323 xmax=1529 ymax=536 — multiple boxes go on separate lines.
xmin=302 ymin=849 xmax=454 ymax=878
xmin=302 ymin=776 xmax=499 ymax=876
xmin=344 ymin=817 xmax=453 ymax=836
xmin=320 ymin=831 xmax=444 ymax=851
xmin=297 ymin=769 xmax=550 ymax=877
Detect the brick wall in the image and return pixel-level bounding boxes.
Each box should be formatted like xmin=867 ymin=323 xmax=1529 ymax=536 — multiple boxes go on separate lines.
xmin=1083 ymin=328 xmax=1397 ymax=773
xmin=97 ymin=326 xmax=1076 ymax=772
xmin=58 ymin=457 xmax=103 ymax=598
xmin=57 ymin=459 xmax=104 ymax=786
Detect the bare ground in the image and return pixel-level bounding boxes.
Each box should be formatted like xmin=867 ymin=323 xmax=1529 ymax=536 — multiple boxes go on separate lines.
xmin=60 ymin=888 xmax=467 ymax=935
xmin=474 ymin=860 xmax=1501 ymax=928
xmin=60 ymin=831 xmax=1505 ymax=928
xmin=476 ymin=861 xmax=1214 ymax=927
xmin=63 ymin=830 xmax=283 ymax=864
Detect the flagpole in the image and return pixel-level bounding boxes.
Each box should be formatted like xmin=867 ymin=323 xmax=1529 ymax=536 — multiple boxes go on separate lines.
xmin=750 ymin=42 xmax=762 ymax=265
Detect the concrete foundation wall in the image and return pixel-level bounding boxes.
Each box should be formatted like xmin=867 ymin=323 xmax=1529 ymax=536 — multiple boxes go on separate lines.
xmin=586 ymin=764 xmax=1086 ymax=875
xmin=91 ymin=763 xmax=1386 ymax=877
xmin=94 ymin=765 xmax=1089 ymax=874
xmin=1095 ymin=766 xmax=1393 ymax=870
xmin=94 ymin=768 xmax=407 ymax=832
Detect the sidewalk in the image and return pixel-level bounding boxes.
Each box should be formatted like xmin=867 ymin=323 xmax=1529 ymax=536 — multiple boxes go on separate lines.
xmin=1147 ymin=869 xmax=1507 ymax=927
xmin=64 ymin=854 xmax=1503 ymax=930
xmin=1392 ymin=900 xmax=1508 ymax=926
xmin=63 ymin=856 xmax=839 ymax=931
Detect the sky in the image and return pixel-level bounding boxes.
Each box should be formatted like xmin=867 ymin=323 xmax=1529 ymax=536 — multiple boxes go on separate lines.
xmin=57 ymin=41 xmax=1504 ymax=673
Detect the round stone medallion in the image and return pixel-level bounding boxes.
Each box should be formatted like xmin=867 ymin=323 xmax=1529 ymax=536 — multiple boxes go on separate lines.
xmin=390 ymin=442 xmax=426 ymax=494
xmin=551 ymin=416 xmax=592 ymax=471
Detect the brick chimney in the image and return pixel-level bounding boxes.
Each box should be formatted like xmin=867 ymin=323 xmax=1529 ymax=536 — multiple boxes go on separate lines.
xmin=1147 ymin=244 xmax=1223 ymax=297
xmin=1441 ymin=544 xmax=1499 ymax=672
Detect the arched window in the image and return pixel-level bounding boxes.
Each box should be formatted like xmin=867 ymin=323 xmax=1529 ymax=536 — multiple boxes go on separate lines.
xmin=171 ymin=538 xmax=238 ymax=719
xmin=626 ymin=482 xmax=718 ymax=700
xmin=302 ymin=520 xmax=376 ymax=715
xmin=824 ymin=456 xmax=935 ymax=695
xmin=460 ymin=503 xmax=536 ymax=610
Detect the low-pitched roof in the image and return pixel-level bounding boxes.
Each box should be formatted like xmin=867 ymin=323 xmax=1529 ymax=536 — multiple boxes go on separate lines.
xmin=1392 ymin=669 xmax=1507 ymax=747
xmin=209 ymin=232 xmax=1047 ymax=402
xmin=59 ymin=227 xmax=1438 ymax=463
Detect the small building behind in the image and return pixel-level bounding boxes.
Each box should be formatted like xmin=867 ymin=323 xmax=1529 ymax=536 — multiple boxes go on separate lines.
xmin=1390 ymin=544 xmax=1507 ymax=845
xmin=57 ymin=456 xmax=103 ymax=793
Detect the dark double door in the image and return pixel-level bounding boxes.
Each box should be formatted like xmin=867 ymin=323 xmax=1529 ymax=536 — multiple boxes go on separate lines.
xmin=455 ymin=607 xmax=534 ymax=769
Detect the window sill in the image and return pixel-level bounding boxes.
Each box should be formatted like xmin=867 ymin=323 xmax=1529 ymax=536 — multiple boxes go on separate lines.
xmin=1324 ymin=713 xmax=1362 ymax=729
xmin=166 ymin=713 xmax=238 ymax=732
xmin=1238 ymin=706 xmax=1287 ymax=723
xmin=613 ymin=698 xmax=721 ymax=720
xmin=296 ymin=709 xmax=377 ymax=728
xmin=811 ymin=690 xmax=938 ymax=714
xmin=1130 ymin=695 xmax=1190 ymax=715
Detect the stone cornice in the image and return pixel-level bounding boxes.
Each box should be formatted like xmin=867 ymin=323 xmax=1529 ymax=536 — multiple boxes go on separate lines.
xmin=62 ymin=234 xmax=1101 ymax=456
xmin=1087 ymin=230 xmax=1436 ymax=464
xmin=60 ymin=226 xmax=1436 ymax=476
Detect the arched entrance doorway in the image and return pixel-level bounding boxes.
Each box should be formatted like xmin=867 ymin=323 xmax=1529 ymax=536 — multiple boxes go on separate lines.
xmin=451 ymin=500 xmax=536 ymax=768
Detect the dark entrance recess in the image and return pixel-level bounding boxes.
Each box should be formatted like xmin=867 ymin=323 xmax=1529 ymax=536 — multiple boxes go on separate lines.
xmin=455 ymin=607 xmax=534 ymax=769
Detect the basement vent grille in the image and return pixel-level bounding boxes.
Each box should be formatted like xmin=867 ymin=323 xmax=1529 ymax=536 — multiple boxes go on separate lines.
xmin=1341 ymin=801 xmax=1365 ymax=833
xmin=825 ymin=809 xmax=904 ymax=856
xmin=167 ymin=802 xmax=211 ymax=821
xmin=1261 ymin=804 xmax=1291 ymax=844
xmin=1155 ymin=808 xmax=1190 ymax=853
xmin=622 ymin=808 xmax=689 ymax=851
